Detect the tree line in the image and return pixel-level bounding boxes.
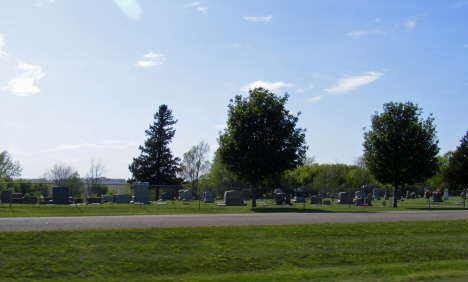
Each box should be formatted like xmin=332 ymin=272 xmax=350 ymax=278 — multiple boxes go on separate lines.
xmin=3 ymin=88 xmax=468 ymax=208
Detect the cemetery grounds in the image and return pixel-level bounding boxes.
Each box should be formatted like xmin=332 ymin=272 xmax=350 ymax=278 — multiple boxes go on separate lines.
xmin=1 ymin=198 xmax=468 ymax=281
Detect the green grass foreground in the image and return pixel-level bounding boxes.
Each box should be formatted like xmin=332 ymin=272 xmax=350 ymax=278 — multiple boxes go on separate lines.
xmin=1 ymin=220 xmax=468 ymax=281
xmin=1 ymin=197 xmax=467 ymax=217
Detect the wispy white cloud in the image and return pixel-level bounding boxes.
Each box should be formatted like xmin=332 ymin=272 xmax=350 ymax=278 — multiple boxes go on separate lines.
xmin=297 ymin=85 xmax=314 ymax=93
xmin=324 ymin=72 xmax=384 ymax=93
xmin=347 ymin=30 xmax=385 ymax=38
xmin=114 ymin=0 xmax=143 ymax=20
xmin=184 ymin=2 xmax=207 ymax=13
xmin=454 ymin=1 xmax=468 ymax=8
xmin=0 ymin=33 xmax=9 ymax=59
xmin=240 ymin=80 xmax=295 ymax=92
xmin=243 ymin=16 xmax=272 ymax=23
xmin=41 ymin=141 xmax=139 ymax=152
xmin=135 ymin=52 xmax=165 ymax=68
xmin=308 ymin=96 xmax=322 ymax=103
xmin=1 ymin=61 xmax=47 ymax=96
xmin=403 ymin=13 xmax=427 ymax=31
xmin=373 ymin=18 xmax=381 ymax=23
xmin=463 ymin=44 xmax=468 ymax=48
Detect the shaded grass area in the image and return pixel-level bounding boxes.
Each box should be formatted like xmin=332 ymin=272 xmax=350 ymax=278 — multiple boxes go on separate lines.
xmin=0 ymin=197 xmax=466 ymax=217
xmin=1 ymin=220 xmax=468 ymax=281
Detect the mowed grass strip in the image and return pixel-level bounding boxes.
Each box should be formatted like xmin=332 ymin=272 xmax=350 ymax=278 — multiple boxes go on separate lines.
xmin=1 ymin=220 xmax=468 ymax=281
xmin=1 ymin=196 xmax=467 ymax=217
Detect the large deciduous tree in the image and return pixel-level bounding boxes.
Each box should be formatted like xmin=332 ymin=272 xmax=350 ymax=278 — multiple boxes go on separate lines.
xmin=85 ymin=159 xmax=106 ymax=198
xmin=363 ymin=102 xmax=439 ymax=208
xmin=179 ymin=141 xmax=211 ymax=198
xmin=0 ymin=151 xmax=22 ymax=179
xmin=444 ymin=131 xmax=468 ymax=196
xmin=218 ymin=87 xmax=308 ymax=207
xmin=129 ymin=104 xmax=181 ymax=200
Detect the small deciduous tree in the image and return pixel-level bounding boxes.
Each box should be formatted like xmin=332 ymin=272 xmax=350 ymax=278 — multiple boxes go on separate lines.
xmin=218 ymin=87 xmax=308 ymax=207
xmin=85 ymin=159 xmax=106 ymax=197
xmin=43 ymin=163 xmax=84 ymax=197
xmin=363 ymin=102 xmax=439 ymax=208
xmin=179 ymin=141 xmax=211 ymax=197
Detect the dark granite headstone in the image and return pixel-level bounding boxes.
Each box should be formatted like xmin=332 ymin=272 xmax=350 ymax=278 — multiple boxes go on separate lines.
xmin=133 ymin=186 xmax=151 ymax=204
xmin=203 ymin=191 xmax=214 ymax=203
xmin=103 ymin=195 xmax=113 ymax=203
xmin=75 ymin=198 xmax=83 ymax=204
xmin=218 ymin=190 xmax=246 ymax=206
xmin=310 ymin=195 xmax=322 ymax=204
xmin=364 ymin=198 xmax=372 ymax=206
xmin=52 ymin=186 xmax=70 ymax=205
xmin=161 ymin=192 xmax=172 ymax=201
xmin=87 ymin=197 xmax=102 ymax=204
xmin=337 ymin=192 xmax=350 ymax=204
xmin=355 ymin=198 xmax=364 ymax=206
xmin=275 ymin=193 xmax=291 ymax=205
xmin=1 ymin=190 xmax=11 ymax=203
xmin=323 ymin=200 xmax=331 ymax=205
xmin=432 ymin=191 xmax=443 ymax=202
xmin=114 ymin=194 xmax=131 ymax=204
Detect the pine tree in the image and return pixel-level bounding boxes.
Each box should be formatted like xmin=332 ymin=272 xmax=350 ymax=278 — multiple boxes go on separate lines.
xmin=129 ymin=104 xmax=180 ymax=199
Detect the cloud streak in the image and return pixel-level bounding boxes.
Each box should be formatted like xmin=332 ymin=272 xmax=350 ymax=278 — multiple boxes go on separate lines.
xmin=243 ymin=16 xmax=272 ymax=23
xmin=324 ymin=72 xmax=384 ymax=93
xmin=135 ymin=52 xmax=165 ymax=68
xmin=0 ymin=33 xmax=9 ymax=58
xmin=2 ymin=61 xmax=47 ymax=96
xmin=347 ymin=30 xmax=385 ymax=38
xmin=184 ymin=2 xmax=207 ymax=13
xmin=240 ymin=80 xmax=295 ymax=92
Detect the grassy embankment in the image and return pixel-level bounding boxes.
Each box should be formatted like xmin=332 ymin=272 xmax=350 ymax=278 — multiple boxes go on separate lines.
xmin=0 ymin=196 xmax=466 ymax=217
xmin=1 ymin=219 xmax=468 ymax=281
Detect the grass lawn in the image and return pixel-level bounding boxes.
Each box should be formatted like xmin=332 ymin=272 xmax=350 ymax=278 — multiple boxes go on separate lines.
xmin=1 ymin=219 xmax=468 ymax=281
xmin=0 ymin=196 xmax=467 ymax=217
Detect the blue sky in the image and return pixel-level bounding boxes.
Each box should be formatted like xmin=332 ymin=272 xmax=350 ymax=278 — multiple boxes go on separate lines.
xmin=1 ymin=0 xmax=467 ymax=179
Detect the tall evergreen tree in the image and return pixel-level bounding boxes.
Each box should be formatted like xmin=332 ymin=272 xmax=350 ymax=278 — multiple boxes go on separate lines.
xmin=445 ymin=131 xmax=468 ymax=190
xmin=129 ymin=104 xmax=180 ymax=200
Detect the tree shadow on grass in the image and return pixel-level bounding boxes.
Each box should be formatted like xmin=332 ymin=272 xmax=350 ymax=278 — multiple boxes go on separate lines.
xmin=404 ymin=207 xmax=467 ymax=211
xmin=251 ymin=207 xmax=334 ymax=213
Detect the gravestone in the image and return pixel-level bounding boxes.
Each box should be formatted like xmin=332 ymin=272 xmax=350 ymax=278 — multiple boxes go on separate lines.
xmin=323 ymin=200 xmax=331 ymax=205
xmin=317 ymin=193 xmax=324 ymax=200
xmin=406 ymin=191 xmax=412 ymax=199
xmin=310 ymin=195 xmax=322 ymax=204
xmin=161 ymin=192 xmax=172 ymax=201
xmin=11 ymin=193 xmax=23 ymax=203
xmin=355 ymin=191 xmax=366 ymax=199
xmin=182 ymin=190 xmax=193 ymax=201
xmin=103 ymin=195 xmax=114 ymax=203
xmin=355 ymin=198 xmax=364 ymax=206
xmin=203 ymin=191 xmax=214 ymax=203
xmin=419 ymin=191 xmax=424 ymax=198
xmin=44 ymin=197 xmax=51 ymax=202
xmin=337 ymin=192 xmax=350 ymax=204
xmin=133 ymin=189 xmax=151 ymax=204
xmin=432 ymin=191 xmax=443 ymax=202
xmin=178 ymin=189 xmax=187 ymax=201
xmin=444 ymin=189 xmax=449 ymax=201
xmin=385 ymin=190 xmax=391 ymax=200
xmin=379 ymin=190 xmax=386 ymax=197
xmin=373 ymin=189 xmax=381 ymax=200
xmin=114 ymin=194 xmax=131 ymax=204
xmin=274 ymin=189 xmax=283 ymax=194
xmin=24 ymin=196 xmax=37 ymax=204
xmin=87 ymin=197 xmax=102 ymax=204
xmin=1 ymin=190 xmax=11 ymax=203
xmin=75 ymin=198 xmax=83 ymax=204
xmin=52 ymin=187 xmax=70 ymax=205
xmin=275 ymin=193 xmax=291 ymax=205
xmin=364 ymin=198 xmax=372 ymax=206
xmin=294 ymin=188 xmax=306 ymax=203
xmin=217 ymin=190 xmax=246 ymax=206
xmin=424 ymin=190 xmax=431 ymax=199
xmin=242 ymin=189 xmax=251 ymax=200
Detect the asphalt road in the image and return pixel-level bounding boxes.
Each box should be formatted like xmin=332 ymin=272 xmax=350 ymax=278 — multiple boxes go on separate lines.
xmin=1 ymin=210 xmax=468 ymax=231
